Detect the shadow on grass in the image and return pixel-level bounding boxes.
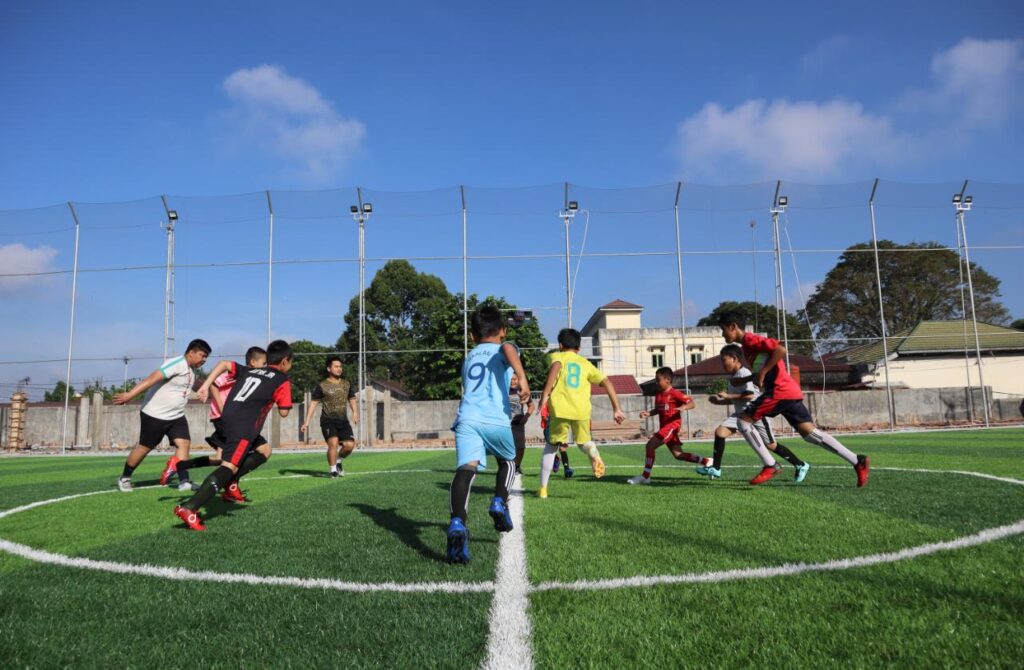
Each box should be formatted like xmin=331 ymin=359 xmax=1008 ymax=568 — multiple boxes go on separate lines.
xmin=277 ymin=468 xmax=330 ymax=478
xmin=349 ymin=503 xmax=448 ymax=562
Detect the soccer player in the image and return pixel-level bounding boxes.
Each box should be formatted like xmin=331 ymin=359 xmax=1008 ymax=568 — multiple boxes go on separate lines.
xmin=509 ymin=373 xmax=535 ymax=476
xmin=174 ymin=340 xmax=293 ymax=531
xmin=538 ymin=402 xmax=574 ymax=479
xmin=113 ymin=339 xmax=211 ymax=492
xmin=537 ymin=328 xmax=626 ymax=498
xmin=718 ymin=312 xmax=869 ymax=487
xmin=627 ymin=367 xmax=710 ymax=485
xmin=696 ymin=344 xmax=810 ymax=482
xmin=301 ymin=356 xmax=359 ymax=478
xmin=174 ymin=346 xmax=267 ymax=488
xmin=446 ymin=306 xmax=530 ymax=564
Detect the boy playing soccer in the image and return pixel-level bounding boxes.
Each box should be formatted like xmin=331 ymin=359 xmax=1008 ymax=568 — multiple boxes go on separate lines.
xmin=537 ymin=328 xmax=626 ymax=498
xmin=718 ymin=312 xmax=869 ymax=487
xmin=301 ymin=356 xmax=359 ymax=478
xmin=446 ymin=306 xmax=530 ymax=564
xmin=538 ymin=402 xmax=574 ymax=479
xmin=627 ymin=367 xmax=711 ymax=485
xmin=697 ymin=344 xmax=810 ymax=482
xmin=174 ymin=340 xmax=293 ymax=530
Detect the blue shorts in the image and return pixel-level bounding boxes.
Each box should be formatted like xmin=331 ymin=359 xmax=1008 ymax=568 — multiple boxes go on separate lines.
xmin=454 ymin=421 xmax=515 ymax=469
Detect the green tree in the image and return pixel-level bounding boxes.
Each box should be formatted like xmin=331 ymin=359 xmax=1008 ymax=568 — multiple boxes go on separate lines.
xmin=804 ymin=241 xmax=1009 ymax=347
xmin=287 ymin=340 xmax=336 ymax=403
xmin=44 ymin=381 xmax=76 ymax=402
xmin=697 ymin=301 xmax=814 ymax=355
xmin=1012 ymin=319 xmax=1024 ymax=331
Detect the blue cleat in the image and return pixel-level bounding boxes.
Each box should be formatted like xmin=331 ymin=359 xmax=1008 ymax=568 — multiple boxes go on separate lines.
xmin=488 ymin=496 xmax=514 ymax=532
xmin=794 ymin=461 xmax=811 ymax=483
xmin=552 ymin=458 xmax=560 ymax=474
xmin=446 ymin=517 xmax=471 ymax=564
xmin=563 ymin=465 xmax=574 ymax=479
xmin=696 ymin=465 xmax=722 ymax=479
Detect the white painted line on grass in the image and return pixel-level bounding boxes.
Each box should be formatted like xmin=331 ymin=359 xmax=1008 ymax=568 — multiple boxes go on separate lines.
xmin=483 ymin=474 xmax=533 ymax=670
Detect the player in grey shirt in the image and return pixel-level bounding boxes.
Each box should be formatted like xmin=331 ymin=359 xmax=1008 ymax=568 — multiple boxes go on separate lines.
xmin=698 ymin=344 xmax=809 ymax=482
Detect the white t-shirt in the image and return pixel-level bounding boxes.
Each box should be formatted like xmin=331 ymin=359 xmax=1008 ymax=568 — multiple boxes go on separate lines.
xmin=728 ymin=366 xmax=760 ymax=413
xmin=141 ymin=356 xmax=195 ymax=420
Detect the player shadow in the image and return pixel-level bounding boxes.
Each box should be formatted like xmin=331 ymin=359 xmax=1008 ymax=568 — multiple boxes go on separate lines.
xmin=158 ymin=494 xmax=246 ymax=524
xmin=432 ymin=482 xmax=503 ymax=497
xmin=277 ymin=468 xmax=331 ymax=478
xmin=349 ymin=503 xmax=451 ymax=562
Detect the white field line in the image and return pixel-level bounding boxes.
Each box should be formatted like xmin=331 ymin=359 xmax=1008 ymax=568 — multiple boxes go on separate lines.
xmin=483 ymin=474 xmax=533 ymax=670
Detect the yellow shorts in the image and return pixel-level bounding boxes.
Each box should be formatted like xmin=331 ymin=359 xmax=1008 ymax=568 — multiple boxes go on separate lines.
xmin=548 ymin=417 xmax=591 ymax=445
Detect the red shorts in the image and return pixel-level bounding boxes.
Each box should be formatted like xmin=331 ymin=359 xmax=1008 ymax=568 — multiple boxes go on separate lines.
xmin=656 ymin=420 xmax=683 ymax=448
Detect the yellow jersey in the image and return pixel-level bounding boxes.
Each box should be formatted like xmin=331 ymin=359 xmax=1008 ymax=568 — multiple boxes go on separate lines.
xmin=547 ymin=351 xmax=605 ymax=420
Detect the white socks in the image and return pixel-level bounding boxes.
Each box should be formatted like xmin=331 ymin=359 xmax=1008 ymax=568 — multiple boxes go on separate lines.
xmin=737 ymin=419 xmax=778 ymax=467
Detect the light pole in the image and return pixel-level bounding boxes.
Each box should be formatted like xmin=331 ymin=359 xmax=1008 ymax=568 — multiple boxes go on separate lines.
xmin=953 ymin=192 xmax=990 ymax=427
xmin=750 ymin=220 xmax=758 ymax=332
xmin=351 ymin=197 xmax=372 ymax=444
xmin=123 ymin=356 xmax=129 ymax=390
xmin=770 ymin=191 xmax=790 ymax=373
xmin=559 ymin=197 xmax=579 ymax=328
xmin=160 ymin=198 xmax=178 ymax=360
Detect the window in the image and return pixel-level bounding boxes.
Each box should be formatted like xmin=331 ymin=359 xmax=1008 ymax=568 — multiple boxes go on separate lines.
xmin=691 ymin=352 xmax=703 ymax=364
xmin=650 ymin=346 xmax=665 ymax=369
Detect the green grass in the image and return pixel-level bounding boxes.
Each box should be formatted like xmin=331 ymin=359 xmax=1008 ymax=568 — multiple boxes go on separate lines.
xmin=1 ymin=428 xmax=1023 ymax=668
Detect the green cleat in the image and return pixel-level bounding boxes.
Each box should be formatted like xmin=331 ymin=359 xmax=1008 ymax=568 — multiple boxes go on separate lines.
xmin=696 ymin=465 xmax=721 ymax=479
xmin=794 ymin=462 xmax=811 ymax=483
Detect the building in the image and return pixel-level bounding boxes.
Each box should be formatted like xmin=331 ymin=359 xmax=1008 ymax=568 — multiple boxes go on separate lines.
xmin=832 ymin=320 xmax=1024 ymax=398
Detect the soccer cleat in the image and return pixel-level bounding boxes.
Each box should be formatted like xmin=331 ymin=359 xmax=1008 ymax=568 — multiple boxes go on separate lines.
xmin=563 ymin=465 xmax=574 ymax=479
xmin=750 ymin=464 xmax=782 ymax=485
xmin=446 ymin=517 xmax=471 ymax=564
xmin=515 ymin=466 xmax=523 ymax=476
xmin=173 ymin=505 xmax=206 ymax=531
xmin=221 ymin=482 xmax=250 ymax=503
xmin=488 ymin=496 xmax=514 ymax=533
xmin=538 ymin=486 xmax=548 ymax=499
xmin=552 ymin=457 xmax=560 ymax=474
xmin=701 ymin=457 xmax=713 ymax=467
xmin=626 ymin=474 xmax=651 ymax=485
xmin=855 ymin=455 xmax=870 ymax=488
xmin=794 ymin=462 xmax=811 ymax=484
xmin=337 ymin=462 xmax=346 ymax=477
xmin=177 ymin=480 xmax=198 ymax=491
xmin=590 ymin=455 xmax=606 ymax=479
xmin=329 ymin=470 xmax=340 ymax=479
xmin=117 ymin=477 xmax=133 ymax=492
xmin=160 ymin=456 xmax=180 ymax=486
xmin=698 ymin=466 xmax=722 ymax=480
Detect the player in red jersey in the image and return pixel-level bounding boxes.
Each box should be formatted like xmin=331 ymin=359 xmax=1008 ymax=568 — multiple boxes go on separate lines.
xmin=718 ymin=312 xmax=869 ymax=487
xmin=627 ymin=367 xmax=710 ymax=485
xmin=173 ymin=340 xmax=294 ymax=530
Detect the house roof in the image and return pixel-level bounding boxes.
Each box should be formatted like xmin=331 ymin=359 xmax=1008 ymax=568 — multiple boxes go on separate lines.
xmin=591 ymin=374 xmax=643 ymax=396
xmin=674 ymin=353 xmax=851 ymax=377
xmin=834 ymin=320 xmax=1024 ymax=365
xmin=599 ymin=299 xmax=643 ymax=310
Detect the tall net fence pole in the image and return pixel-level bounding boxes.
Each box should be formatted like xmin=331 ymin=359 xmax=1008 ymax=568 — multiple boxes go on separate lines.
xmin=461 ymin=185 xmax=468 ymax=356
xmin=868 ymin=178 xmax=896 ymax=431
xmin=61 ymin=202 xmax=82 ymax=454
xmin=266 ymin=190 xmax=274 ymax=342
xmin=957 ymin=192 xmax=991 ymax=427
xmin=563 ymin=182 xmax=573 ymax=328
xmin=673 ymin=182 xmax=691 ymax=436
xmin=356 ymin=187 xmax=367 ymax=446
xmin=770 ymin=183 xmax=791 ymax=372
xmin=953 ymin=182 xmax=976 ymax=422
xmin=160 ymin=195 xmax=176 ymax=359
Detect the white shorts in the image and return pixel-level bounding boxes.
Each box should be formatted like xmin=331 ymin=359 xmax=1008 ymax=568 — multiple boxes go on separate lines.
xmin=719 ymin=415 xmax=776 ymax=445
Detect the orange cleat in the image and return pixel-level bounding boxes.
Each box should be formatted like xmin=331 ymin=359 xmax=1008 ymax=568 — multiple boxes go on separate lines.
xmin=160 ymin=456 xmax=180 ymax=486
xmin=855 ymin=455 xmax=870 ymax=488
xmin=173 ymin=505 xmax=206 ymax=531
xmin=749 ymin=464 xmax=782 ymax=486
xmin=221 ymin=481 xmax=250 ymax=503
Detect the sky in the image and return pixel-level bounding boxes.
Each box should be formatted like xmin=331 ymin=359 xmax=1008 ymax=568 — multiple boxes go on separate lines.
xmin=1 ymin=0 xmax=1022 ymax=397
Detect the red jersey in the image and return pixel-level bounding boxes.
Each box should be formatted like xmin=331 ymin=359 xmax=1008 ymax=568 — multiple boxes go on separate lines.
xmin=741 ymin=332 xmax=803 ymax=400
xmin=651 ymin=388 xmax=692 ymax=426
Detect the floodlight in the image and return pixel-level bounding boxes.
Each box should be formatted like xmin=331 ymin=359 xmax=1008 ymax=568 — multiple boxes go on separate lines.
xmin=568 ymin=201 xmax=579 ymax=211
xmin=952 ymin=194 xmax=962 ymax=204
xmin=362 ymin=203 xmax=373 ymax=213
xmin=350 ymin=205 xmax=359 ymax=213
xmin=167 ymin=210 xmax=179 ymax=221
xmin=963 ymin=195 xmax=973 ymax=205
xmin=777 ymin=196 xmax=788 ymax=207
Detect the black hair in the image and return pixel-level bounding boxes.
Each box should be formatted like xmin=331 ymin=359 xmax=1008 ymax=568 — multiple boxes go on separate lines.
xmin=326 ymin=355 xmax=343 ymax=368
xmin=557 ymin=328 xmax=582 ymax=350
xmin=266 ymin=339 xmax=292 ymax=365
xmin=720 ymin=344 xmax=744 ymax=361
xmin=245 ymin=346 xmax=266 ymax=364
xmin=655 ymin=366 xmax=674 ymax=380
xmin=186 ymin=339 xmax=212 ymax=355
xmin=716 ymin=311 xmax=746 ymax=329
xmin=471 ymin=305 xmax=506 ymax=340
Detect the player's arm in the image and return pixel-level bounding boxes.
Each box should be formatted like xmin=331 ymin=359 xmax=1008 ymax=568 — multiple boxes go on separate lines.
xmin=112 ymin=368 xmax=164 ymax=405
xmin=501 ymin=343 xmax=530 ymax=402
xmin=670 ymin=388 xmax=695 ymax=412
xmin=301 ymin=400 xmax=320 ymax=431
xmin=196 ymin=361 xmax=233 ymax=403
xmin=598 ymin=377 xmax=627 ymax=424
xmin=275 ymin=381 xmax=293 ymax=417
xmin=754 ymin=344 xmax=787 ymax=388
xmin=348 ymin=396 xmax=359 ymax=425
xmin=538 ymin=361 xmax=561 ymax=411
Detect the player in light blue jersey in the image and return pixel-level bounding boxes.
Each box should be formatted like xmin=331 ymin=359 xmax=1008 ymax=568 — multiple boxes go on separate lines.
xmin=446 ymin=305 xmax=530 ymax=564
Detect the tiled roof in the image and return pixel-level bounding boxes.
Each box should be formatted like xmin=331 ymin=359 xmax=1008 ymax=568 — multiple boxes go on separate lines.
xmin=591 ymin=374 xmax=643 ymax=396
xmin=834 ymin=321 xmax=1024 ymax=365
xmin=600 ymin=299 xmax=643 ymax=310
xmin=674 ymin=353 xmax=850 ymax=377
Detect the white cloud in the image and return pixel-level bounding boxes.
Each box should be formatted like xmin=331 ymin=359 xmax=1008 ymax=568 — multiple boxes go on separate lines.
xmin=222 ymin=65 xmax=366 ymax=181
xmin=800 ymin=35 xmax=852 ymax=71
xmin=676 ymin=37 xmax=1024 ymax=181
xmin=0 ymin=243 xmax=59 ymax=294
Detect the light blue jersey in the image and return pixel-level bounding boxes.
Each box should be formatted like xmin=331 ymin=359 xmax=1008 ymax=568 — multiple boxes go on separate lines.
xmin=455 ymin=342 xmax=516 ymax=427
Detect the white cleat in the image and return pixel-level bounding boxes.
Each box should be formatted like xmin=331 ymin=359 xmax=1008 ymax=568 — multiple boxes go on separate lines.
xmin=117 ymin=477 xmax=133 ymax=492
xmin=627 ymin=475 xmax=651 ymax=485
xmin=177 ymin=480 xmax=199 ymax=491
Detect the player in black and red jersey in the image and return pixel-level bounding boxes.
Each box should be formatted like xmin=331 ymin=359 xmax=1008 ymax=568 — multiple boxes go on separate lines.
xmin=173 ymin=340 xmax=294 ymax=531
xmin=718 ymin=312 xmax=869 ymax=487
xmin=627 ymin=367 xmax=710 ymax=485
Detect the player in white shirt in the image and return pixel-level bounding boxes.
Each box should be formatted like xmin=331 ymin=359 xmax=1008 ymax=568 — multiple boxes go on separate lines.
xmin=113 ymin=339 xmax=211 ymax=492
xmin=697 ymin=344 xmax=810 ymax=482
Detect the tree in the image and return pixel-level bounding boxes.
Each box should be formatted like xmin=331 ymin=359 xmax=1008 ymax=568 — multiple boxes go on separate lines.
xmin=287 ymin=340 xmax=335 ymax=403
xmin=1012 ymin=319 xmax=1024 ymax=332
xmin=44 ymin=381 xmax=76 ymax=402
xmin=804 ymin=241 xmax=1009 ymax=347
xmin=697 ymin=301 xmax=814 ymax=355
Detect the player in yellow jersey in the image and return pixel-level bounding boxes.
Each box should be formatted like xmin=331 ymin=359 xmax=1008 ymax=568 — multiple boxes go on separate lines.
xmin=537 ymin=328 xmax=626 ymax=498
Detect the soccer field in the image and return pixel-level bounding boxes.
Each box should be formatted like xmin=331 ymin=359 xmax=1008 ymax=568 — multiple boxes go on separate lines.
xmin=1 ymin=428 xmax=1023 ymax=669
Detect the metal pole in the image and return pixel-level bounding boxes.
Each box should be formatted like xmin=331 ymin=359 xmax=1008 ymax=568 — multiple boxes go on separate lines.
xmin=750 ymin=220 xmax=758 ymax=332
xmin=868 ymin=178 xmax=896 ymax=431
xmin=771 ymin=183 xmax=791 ymax=373
xmin=62 ymin=202 xmax=81 ymax=454
xmin=266 ymin=190 xmax=274 ymax=343
xmin=160 ymin=195 xmax=175 ymax=360
xmin=563 ymin=182 xmax=572 ymax=328
xmin=356 ymin=187 xmax=366 ymax=446
xmin=123 ymin=356 xmax=129 ymax=389
xmin=673 ymin=182 xmax=692 ymax=437
xmin=953 ymin=181 xmax=975 ymax=422
xmin=461 ymin=185 xmax=468 ymax=356
xmin=957 ymin=195 xmax=990 ymax=427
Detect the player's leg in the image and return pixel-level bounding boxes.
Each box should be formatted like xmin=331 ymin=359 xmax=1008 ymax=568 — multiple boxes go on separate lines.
xmin=486 ymin=426 xmax=517 ymax=532
xmin=174 ymin=440 xmax=247 ymax=531
xmin=572 ymin=421 xmax=604 ymax=479
xmin=326 ymin=435 xmax=341 ymax=477
xmin=118 ymin=442 xmax=153 ymax=492
xmin=170 ymin=438 xmax=197 ymax=490
xmin=629 ymin=434 xmax=663 ymax=485
xmin=222 ymin=439 xmax=270 ymax=503
xmin=159 ymin=417 xmax=192 ymax=486
xmin=761 ymin=417 xmax=810 ymax=482
xmin=664 ymin=421 xmax=710 ymax=466
xmin=541 ymin=417 xmax=572 ymax=496
xmin=737 ymin=398 xmax=781 ymax=485
xmin=334 ymin=421 xmax=356 ymax=475
xmin=447 ymin=423 xmax=485 ymax=563
xmin=511 ymin=422 xmax=526 ymax=475
xmin=558 ymin=445 xmax=573 ymax=478
xmin=792 ymin=408 xmax=869 ymax=486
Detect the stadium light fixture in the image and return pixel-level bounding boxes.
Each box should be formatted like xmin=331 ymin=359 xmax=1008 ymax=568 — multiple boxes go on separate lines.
xmin=777 ymin=196 xmax=788 ymax=207
xmin=954 ymin=193 xmax=972 ymax=212
xmin=362 ymin=203 xmax=373 ymax=214
xmin=568 ymin=201 xmax=579 ymax=211
xmin=167 ymin=210 xmax=178 ymax=222
xmin=952 ymin=194 xmax=962 ymax=204
xmin=350 ymin=205 xmax=359 ymax=213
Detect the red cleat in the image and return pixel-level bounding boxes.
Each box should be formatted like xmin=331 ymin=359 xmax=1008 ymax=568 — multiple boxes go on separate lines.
xmin=160 ymin=456 xmax=180 ymax=486
xmin=855 ymin=455 xmax=870 ymax=488
xmin=174 ymin=505 xmax=206 ymax=531
xmin=221 ymin=481 xmax=250 ymax=503
xmin=750 ymin=464 xmax=782 ymax=485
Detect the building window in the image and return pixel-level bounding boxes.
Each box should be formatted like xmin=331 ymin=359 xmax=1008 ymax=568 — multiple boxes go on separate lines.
xmin=691 ymin=352 xmax=703 ymax=364
xmin=650 ymin=347 xmax=665 ymax=369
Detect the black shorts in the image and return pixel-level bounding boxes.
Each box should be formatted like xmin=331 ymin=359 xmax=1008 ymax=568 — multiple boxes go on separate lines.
xmin=206 ymin=419 xmax=265 ymax=451
xmin=321 ymin=416 xmax=354 ymax=442
xmin=139 ymin=412 xmax=190 ymax=448
xmin=221 ymin=435 xmax=259 ymax=467
xmin=745 ymin=397 xmax=814 ymax=429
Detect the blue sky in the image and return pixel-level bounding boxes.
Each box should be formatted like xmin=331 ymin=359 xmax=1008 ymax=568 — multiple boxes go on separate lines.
xmin=1 ymin=1 xmax=1022 ymax=396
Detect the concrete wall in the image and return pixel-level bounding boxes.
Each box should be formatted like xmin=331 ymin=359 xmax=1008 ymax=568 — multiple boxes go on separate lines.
xmin=5 ymin=386 xmax=1021 ymax=450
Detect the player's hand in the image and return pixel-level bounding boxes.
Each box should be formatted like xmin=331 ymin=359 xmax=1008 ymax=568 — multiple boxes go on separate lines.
xmin=351 ymin=415 xmax=359 ymax=425
xmin=113 ymin=392 xmax=130 ymax=405
xmin=639 ymin=410 xmax=650 ymax=418
xmin=301 ymin=422 xmax=309 ymax=432
xmin=519 ymin=386 xmax=531 ymax=403
xmin=755 ymin=371 xmax=767 ymax=388
xmin=613 ymin=409 xmax=626 ymax=424
xmin=197 ymin=386 xmax=209 ymax=403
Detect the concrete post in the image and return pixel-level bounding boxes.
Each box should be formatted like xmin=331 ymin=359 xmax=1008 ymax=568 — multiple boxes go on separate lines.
xmin=271 ymin=412 xmax=281 ymax=450
xmin=90 ymin=391 xmax=104 ymax=449
xmin=76 ymin=394 xmax=90 ymax=449
xmin=382 ymin=389 xmax=392 ymax=443
xmin=365 ymin=386 xmax=376 ymax=446
xmin=303 ymin=390 xmax=311 ymax=444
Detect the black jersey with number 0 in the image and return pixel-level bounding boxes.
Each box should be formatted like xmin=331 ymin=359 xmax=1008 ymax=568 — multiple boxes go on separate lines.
xmin=219 ymin=362 xmax=293 ymax=441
